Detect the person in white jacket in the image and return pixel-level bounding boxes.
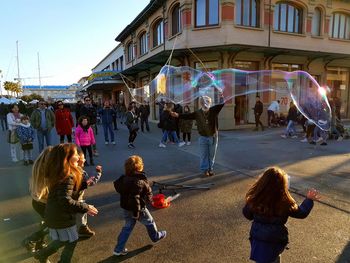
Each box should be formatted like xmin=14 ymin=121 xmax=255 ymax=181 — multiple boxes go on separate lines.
xmin=267 ymin=100 xmax=280 ymax=128
xmin=7 ymin=104 xmax=23 ymax=162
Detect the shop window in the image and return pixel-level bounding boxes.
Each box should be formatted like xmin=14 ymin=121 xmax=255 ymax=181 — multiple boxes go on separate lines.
xmin=171 ymin=4 xmax=181 ymax=36
xmin=236 ymin=0 xmax=260 ymax=28
xmin=139 ymin=32 xmax=148 ymax=56
xmin=127 ymin=42 xmax=134 ymax=62
xmin=153 ymin=20 xmax=164 ymax=47
xmin=272 ymin=63 xmax=302 ymax=71
xmin=330 ymin=12 xmax=350 ymax=40
xmin=312 ymin=7 xmax=322 ymax=36
xmin=195 ymin=0 xmax=219 ymax=27
xmin=274 ymin=3 xmax=303 ymax=34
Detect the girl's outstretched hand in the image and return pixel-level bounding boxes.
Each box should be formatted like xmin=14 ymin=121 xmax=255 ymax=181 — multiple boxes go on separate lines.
xmin=87 ymin=205 xmax=99 ymax=216
xmin=306 ymin=188 xmax=321 ymax=201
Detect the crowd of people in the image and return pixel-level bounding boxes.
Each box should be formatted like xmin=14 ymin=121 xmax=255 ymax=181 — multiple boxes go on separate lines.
xmin=253 ymin=95 xmax=346 ymax=146
xmin=0 ymin=94 xmax=330 ymax=262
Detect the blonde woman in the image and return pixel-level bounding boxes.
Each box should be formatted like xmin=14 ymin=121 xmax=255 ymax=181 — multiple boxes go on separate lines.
xmin=34 ymin=144 xmax=98 ymax=263
xmin=22 ymin=146 xmax=52 ymax=253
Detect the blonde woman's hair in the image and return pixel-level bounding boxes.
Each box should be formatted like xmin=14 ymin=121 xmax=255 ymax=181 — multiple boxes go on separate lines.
xmin=45 ymin=144 xmax=82 ymax=190
xmin=125 ymin=155 xmax=144 ymax=176
xmin=29 ymin=146 xmax=53 ymax=202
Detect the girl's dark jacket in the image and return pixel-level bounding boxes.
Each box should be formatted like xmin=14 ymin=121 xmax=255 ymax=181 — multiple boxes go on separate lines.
xmin=242 ymin=198 xmax=314 ymax=263
xmin=45 ymin=175 xmax=89 ymax=229
xmin=114 ymin=172 xmax=153 ymax=218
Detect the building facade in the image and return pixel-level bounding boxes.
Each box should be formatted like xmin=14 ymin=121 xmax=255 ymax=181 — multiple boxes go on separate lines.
xmin=82 ymin=44 xmax=125 ymax=105
xmin=90 ymin=0 xmax=350 ymax=128
xmin=22 ymin=85 xmax=79 ymax=102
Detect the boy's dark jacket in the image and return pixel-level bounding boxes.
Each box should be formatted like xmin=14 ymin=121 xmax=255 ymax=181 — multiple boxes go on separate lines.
xmin=114 ymin=172 xmax=153 ymax=217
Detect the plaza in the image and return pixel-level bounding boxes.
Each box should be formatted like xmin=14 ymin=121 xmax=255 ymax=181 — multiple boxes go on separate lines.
xmin=0 ymin=122 xmax=349 ymax=262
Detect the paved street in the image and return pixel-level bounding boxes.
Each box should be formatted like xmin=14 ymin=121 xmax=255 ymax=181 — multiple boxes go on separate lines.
xmin=0 ymin=122 xmax=349 ymax=263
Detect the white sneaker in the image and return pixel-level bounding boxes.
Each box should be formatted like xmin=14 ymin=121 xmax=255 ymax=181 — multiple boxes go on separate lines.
xmin=337 ymin=136 xmax=343 ymax=142
xmin=186 ymin=141 xmax=191 ymax=146
xmin=291 ymin=135 xmax=298 ymax=139
xmin=281 ymin=135 xmax=287 ymax=139
xmin=300 ymin=138 xmax=308 ymax=143
xmin=12 ymin=158 xmax=18 ymax=162
xmin=178 ymin=142 xmax=186 ymax=147
xmin=111 ymin=141 xmax=116 ymax=145
xmin=316 ymin=137 xmax=323 ymax=143
xmin=159 ymin=143 xmax=166 ymax=148
xmin=105 ymin=141 xmax=109 ymax=145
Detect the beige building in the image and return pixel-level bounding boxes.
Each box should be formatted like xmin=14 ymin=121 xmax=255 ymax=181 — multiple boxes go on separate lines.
xmin=82 ymin=44 xmax=125 ymax=105
xmin=90 ymin=0 xmax=350 ymax=128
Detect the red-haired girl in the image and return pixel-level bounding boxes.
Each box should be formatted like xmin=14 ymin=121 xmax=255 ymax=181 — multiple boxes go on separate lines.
xmin=243 ymin=167 xmax=320 ymax=263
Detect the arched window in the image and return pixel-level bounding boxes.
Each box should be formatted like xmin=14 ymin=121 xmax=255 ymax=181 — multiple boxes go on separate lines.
xmin=236 ymin=0 xmax=260 ymax=28
xmin=195 ymin=0 xmax=219 ymax=27
xmin=153 ymin=20 xmax=164 ymax=47
xmin=312 ymin=7 xmax=322 ymax=36
xmin=139 ymin=32 xmax=148 ymax=56
xmin=127 ymin=42 xmax=134 ymax=62
xmin=171 ymin=4 xmax=181 ymax=36
xmin=274 ymin=2 xmax=303 ymax=34
xmin=330 ymin=12 xmax=350 ymax=40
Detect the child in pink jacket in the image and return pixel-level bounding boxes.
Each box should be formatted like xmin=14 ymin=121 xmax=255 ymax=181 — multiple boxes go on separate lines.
xmin=75 ymin=116 xmax=96 ymax=166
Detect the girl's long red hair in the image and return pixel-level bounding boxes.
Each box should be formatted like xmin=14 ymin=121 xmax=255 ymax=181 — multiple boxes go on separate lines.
xmin=45 ymin=143 xmax=82 ymax=190
xmin=245 ymin=167 xmax=297 ymax=217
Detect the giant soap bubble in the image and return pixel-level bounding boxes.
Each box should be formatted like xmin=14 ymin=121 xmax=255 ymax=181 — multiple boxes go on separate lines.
xmin=122 ymin=65 xmax=331 ymax=130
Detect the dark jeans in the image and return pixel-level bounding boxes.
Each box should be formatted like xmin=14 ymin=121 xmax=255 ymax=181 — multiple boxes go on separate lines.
xmin=306 ymin=124 xmax=315 ymax=139
xmin=81 ymin=145 xmax=93 ymax=163
xmin=36 ymin=240 xmax=77 ymax=263
xmin=37 ymin=129 xmax=52 ymax=153
xmin=128 ymin=130 xmax=137 ymax=143
xmin=60 ymin=134 xmax=72 ymax=143
xmin=254 ymin=113 xmax=264 ymax=129
xmin=113 ymin=117 xmax=118 ymax=130
xmin=182 ymin=132 xmax=191 ymax=142
xmin=267 ymin=110 xmax=275 ymax=127
xmin=102 ymin=123 xmax=115 ymax=142
xmin=140 ymin=117 xmax=150 ymax=132
xmin=0 ymin=115 xmax=8 ymax=131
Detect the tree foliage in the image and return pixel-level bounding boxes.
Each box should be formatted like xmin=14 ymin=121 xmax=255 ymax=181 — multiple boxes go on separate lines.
xmin=3 ymin=81 xmax=22 ymax=97
xmin=21 ymin=93 xmax=44 ymax=102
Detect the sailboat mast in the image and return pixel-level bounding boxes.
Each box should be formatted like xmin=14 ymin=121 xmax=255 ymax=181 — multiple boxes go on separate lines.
xmin=37 ymin=52 xmax=41 ymax=88
xmin=16 ymin=40 xmax=20 ymax=83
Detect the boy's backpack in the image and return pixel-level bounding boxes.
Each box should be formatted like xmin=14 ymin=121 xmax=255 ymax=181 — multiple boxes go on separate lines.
xmin=113 ymin=175 xmax=125 ymax=194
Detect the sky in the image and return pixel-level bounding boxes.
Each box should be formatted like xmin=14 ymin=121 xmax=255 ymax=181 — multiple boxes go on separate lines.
xmin=0 ymin=0 xmax=150 ymax=88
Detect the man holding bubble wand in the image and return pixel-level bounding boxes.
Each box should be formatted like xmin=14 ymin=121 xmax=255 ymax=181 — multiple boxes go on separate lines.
xmin=172 ymin=93 xmax=225 ymax=177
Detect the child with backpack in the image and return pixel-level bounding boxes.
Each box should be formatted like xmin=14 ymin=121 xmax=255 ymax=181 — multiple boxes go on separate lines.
xmin=75 ymin=116 xmax=95 ymax=166
xmin=16 ymin=115 xmax=35 ymax=165
xmin=243 ymin=167 xmax=320 ymax=263
xmin=113 ymin=155 xmax=166 ymax=256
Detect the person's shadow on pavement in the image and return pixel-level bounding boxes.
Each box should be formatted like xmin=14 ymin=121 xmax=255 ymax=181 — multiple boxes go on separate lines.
xmin=97 ymin=244 xmax=153 ymax=263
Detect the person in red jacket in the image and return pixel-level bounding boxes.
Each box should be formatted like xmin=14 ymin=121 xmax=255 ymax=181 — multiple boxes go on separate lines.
xmin=55 ymin=101 xmax=74 ymax=143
